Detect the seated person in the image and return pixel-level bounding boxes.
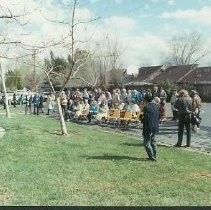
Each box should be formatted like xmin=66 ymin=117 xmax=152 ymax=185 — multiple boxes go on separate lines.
xmin=82 ymin=99 xmax=90 ymax=115
xmin=65 ymin=99 xmax=75 ymax=121
xmin=118 ymin=102 xmax=125 ymax=110
xmin=131 ymin=101 xmax=140 ymax=116
xmin=123 ymin=101 xmax=131 ymax=112
xmin=96 ymin=100 xmax=109 ymax=123
xmin=87 ymin=100 xmax=99 ymax=123
xmin=73 ymin=100 xmax=83 ymax=120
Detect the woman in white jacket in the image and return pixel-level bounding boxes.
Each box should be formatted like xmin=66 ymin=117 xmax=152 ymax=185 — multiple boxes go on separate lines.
xmin=170 ymin=89 xmax=178 ymax=121
xmin=96 ymin=100 xmax=109 ymax=122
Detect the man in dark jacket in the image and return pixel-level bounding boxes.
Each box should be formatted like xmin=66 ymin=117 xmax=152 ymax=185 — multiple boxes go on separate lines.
xmin=174 ymin=89 xmax=192 ymax=147
xmin=33 ymin=93 xmax=40 ymax=115
xmin=141 ymin=94 xmax=160 ymax=161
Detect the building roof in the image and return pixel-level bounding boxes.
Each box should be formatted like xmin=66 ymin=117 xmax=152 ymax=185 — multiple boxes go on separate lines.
xmin=124 ymin=74 xmax=135 ymax=83
xmin=152 ymin=64 xmax=198 ymax=83
xmin=178 ymin=67 xmax=211 ymax=85
xmin=136 ymin=65 xmax=163 ymax=82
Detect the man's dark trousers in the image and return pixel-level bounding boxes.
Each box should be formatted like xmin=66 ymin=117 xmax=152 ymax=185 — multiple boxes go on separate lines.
xmin=177 ymin=114 xmax=191 ymax=146
xmin=34 ymin=106 xmax=39 ymax=115
xmin=143 ymin=132 xmax=157 ymax=160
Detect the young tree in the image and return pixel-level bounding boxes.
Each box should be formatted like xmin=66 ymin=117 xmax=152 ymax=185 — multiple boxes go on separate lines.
xmin=43 ymin=0 xmax=99 ymax=135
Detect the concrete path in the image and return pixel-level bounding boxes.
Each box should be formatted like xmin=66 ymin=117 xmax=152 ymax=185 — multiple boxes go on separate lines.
xmin=84 ymin=103 xmax=211 ymax=154
xmin=125 ymin=103 xmax=211 ymax=153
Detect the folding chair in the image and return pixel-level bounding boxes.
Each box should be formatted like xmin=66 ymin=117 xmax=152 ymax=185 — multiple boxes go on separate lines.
xmin=120 ymin=111 xmax=132 ymax=129
xmin=107 ymin=109 xmax=120 ymax=126
xmin=131 ymin=111 xmax=143 ymax=128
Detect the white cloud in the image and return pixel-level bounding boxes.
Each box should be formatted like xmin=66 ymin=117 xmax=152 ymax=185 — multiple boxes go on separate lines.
xmin=120 ymin=34 xmax=170 ymax=73
xmin=161 ymin=6 xmax=211 ymax=26
xmin=104 ymin=16 xmax=136 ymax=34
xmin=167 ymin=0 xmax=175 ymax=5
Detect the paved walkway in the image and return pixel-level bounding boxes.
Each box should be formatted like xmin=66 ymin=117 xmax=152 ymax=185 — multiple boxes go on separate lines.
xmin=157 ymin=103 xmax=211 ymax=153
xmin=124 ymin=103 xmax=211 ymax=153
xmin=82 ymin=103 xmax=211 ymax=154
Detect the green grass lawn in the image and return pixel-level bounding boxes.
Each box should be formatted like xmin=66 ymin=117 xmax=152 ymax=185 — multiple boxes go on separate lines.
xmin=0 ymin=107 xmax=211 ymax=206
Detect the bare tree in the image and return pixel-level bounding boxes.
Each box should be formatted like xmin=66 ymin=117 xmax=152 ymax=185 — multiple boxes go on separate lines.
xmin=93 ymin=36 xmax=125 ymax=90
xmin=43 ymin=0 xmax=100 ymax=135
xmin=0 ymin=5 xmax=32 ymax=118
xmin=107 ymin=37 xmax=125 ymax=88
xmin=168 ymin=31 xmax=209 ymax=65
xmin=94 ymin=49 xmax=110 ymax=90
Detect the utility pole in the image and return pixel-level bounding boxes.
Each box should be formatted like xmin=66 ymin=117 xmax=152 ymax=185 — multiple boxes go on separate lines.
xmin=32 ymin=49 xmax=36 ymax=91
xmin=0 ymin=59 xmax=11 ymax=118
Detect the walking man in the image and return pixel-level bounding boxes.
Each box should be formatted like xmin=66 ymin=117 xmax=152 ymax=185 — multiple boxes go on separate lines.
xmin=141 ymin=94 xmax=160 ymax=161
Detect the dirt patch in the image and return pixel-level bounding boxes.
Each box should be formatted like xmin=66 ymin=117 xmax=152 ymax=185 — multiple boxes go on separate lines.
xmin=194 ymin=172 xmax=211 ymax=179
xmin=0 ymin=187 xmax=13 ymax=204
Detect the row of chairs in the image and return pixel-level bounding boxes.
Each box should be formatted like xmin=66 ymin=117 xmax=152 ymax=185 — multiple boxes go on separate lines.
xmin=105 ymin=109 xmax=143 ymax=129
xmin=78 ymin=109 xmax=143 ymax=129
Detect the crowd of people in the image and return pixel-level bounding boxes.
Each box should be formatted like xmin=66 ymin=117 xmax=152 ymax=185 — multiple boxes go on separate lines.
xmin=1 ymin=86 xmax=202 ymax=161
xmin=56 ymin=87 xmax=169 ymax=124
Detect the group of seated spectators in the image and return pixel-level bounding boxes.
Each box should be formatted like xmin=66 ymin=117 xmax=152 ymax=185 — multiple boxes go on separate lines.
xmin=57 ymin=87 xmax=168 ymax=125
xmin=1 ymin=85 xmax=202 ymax=134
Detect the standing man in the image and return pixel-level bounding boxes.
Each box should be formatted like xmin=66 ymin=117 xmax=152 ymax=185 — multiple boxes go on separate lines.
xmin=13 ymin=93 xmax=17 ymax=107
xmin=174 ymin=89 xmax=192 ymax=148
xmin=141 ymin=94 xmax=160 ymax=161
xmin=39 ymin=93 xmax=44 ymax=114
xmin=33 ymin=92 xmax=40 ymax=115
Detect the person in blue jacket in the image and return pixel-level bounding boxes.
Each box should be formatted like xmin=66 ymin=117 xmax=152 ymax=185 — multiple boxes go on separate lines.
xmin=141 ymin=94 xmax=160 ymax=161
xmin=87 ymin=100 xmax=99 ymax=123
xmin=33 ymin=93 xmax=40 ymax=115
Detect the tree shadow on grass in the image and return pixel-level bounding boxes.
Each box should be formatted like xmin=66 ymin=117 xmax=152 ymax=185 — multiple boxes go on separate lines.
xmin=82 ymin=155 xmax=150 ymax=161
xmin=44 ymin=130 xmax=66 ymax=136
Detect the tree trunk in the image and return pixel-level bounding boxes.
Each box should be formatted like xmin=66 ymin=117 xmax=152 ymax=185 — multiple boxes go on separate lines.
xmin=56 ymin=97 xmax=68 ymax=135
xmin=0 ymin=60 xmax=11 ymax=118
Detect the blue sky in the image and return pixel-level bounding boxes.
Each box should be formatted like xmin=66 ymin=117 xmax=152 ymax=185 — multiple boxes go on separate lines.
xmin=86 ymin=0 xmax=211 ymax=35
xmin=1 ymin=0 xmax=211 ymax=73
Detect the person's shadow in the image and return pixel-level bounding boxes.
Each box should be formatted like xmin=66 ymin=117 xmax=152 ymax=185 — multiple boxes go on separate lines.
xmin=122 ymin=142 xmax=143 ymax=147
xmin=81 ymin=155 xmax=150 ymax=161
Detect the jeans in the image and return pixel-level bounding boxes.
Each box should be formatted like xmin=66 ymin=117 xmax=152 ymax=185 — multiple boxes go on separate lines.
xmin=143 ymin=133 xmax=157 ymax=160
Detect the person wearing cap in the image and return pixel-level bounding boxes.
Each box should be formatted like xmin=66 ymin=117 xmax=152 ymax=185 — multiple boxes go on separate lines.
xmin=174 ymin=89 xmax=192 ymax=147
xmin=141 ymin=94 xmax=160 ymax=161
